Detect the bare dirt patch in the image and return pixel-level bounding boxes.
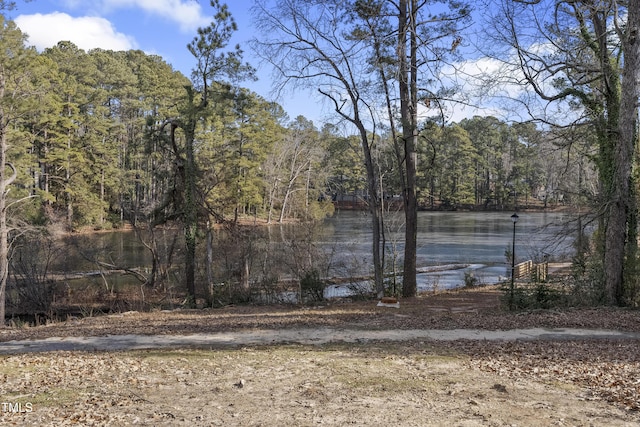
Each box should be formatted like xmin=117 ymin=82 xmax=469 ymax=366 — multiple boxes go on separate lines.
xmin=1 ymin=286 xmax=639 ymax=426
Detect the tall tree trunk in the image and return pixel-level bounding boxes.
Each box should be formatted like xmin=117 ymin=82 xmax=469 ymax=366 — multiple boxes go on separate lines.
xmin=279 ymin=183 xmax=292 ymax=223
xmin=399 ymin=0 xmax=419 ymax=297
xmin=65 ymin=96 xmax=73 ymax=230
xmin=169 ymin=88 xmax=199 ymax=307
xmin=184 ymin=125 xmax=197 ymax=306
xmin=206 ymin=222 xmax=213 ymax=287
xmin=359 ymin=125 xmax=384 ymax=298
xmin=0 ymin=124 xmax=7 ymax=325
xmin=0 ymin=157 xmax=8 ymax=324
xmin=0 ymin=71 xmax=16 ymax=324
xmin=604 ymin=0 xmax=640 ymax=305
xmin=267 ymin=180 xmax=277 ymax=224
xmin=351 ymin=119 xmax=383 ymax=297
xmin=66 ymin=134 xmax=73 ymax=229
xmin=305 ymin=164 xmax=311 ymax=211
xmin=100 ymin=168 xmax=105 ymax=226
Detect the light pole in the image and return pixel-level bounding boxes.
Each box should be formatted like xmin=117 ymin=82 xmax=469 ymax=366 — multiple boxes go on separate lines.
xmin=510 ymin=212 xmax=519 ymax=309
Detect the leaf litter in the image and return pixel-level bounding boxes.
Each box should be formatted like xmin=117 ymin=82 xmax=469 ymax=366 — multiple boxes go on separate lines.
xmin=0 ymin=286 xmax=639 ymax=425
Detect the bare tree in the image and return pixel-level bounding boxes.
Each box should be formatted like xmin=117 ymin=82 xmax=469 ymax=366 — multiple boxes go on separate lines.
xmin=252 ymin=0 xmax=386 ymax=296
xmin=330 ymin=0 xmax=470 ymax=297
xmin=253 ymin=0 xmax=470 ymax=297
xmin=0 ymin=18 xmax=41 ymax=323
xmin=267 ymin=117 xmax=325 ymax=223
xmin=483 ymin=0 xmax=640 ymax=305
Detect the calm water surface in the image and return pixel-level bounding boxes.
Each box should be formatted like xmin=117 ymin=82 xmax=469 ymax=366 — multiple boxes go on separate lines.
xmin=321 ymin=210 xmax=577 ymax=291
xmin=56 ymin=211 xmax=578 ymax=292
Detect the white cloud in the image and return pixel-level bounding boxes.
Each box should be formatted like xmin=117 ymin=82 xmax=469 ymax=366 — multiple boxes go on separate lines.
xmin=15 ymin=12 xmax=137 ymax=51
xmin=429 ymin=53 xmax=560 ymax=123
xmin=449 ymin=56 xmax=526 ymax=100
xmin=101 ymin=0 xmax=209 ymax=32
xmin=423 ymin=56 xmax=521 ymax=123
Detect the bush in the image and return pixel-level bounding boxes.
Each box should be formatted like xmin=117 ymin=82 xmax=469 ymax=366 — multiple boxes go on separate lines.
xmin=252 ymin=276 xmax=296 ymax=305
xmin=7 ymin=233 xmax=58 ymax=317
xmin=384 ymin=277 xmax=401 ymax=298
xmin=568 ymin=257 xmax=607 ymax=306
xmin=463 ymin=271 xmax=479 ymax=288
xmin=300 ymin=269 xmax=325 ymax=303
xmin=501 ymin=283 xmax=568 ymax=310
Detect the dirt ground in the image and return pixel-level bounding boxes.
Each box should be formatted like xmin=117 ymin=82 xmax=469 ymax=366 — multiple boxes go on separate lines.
xmin=1 ymin=286 xmax=640 ymax=426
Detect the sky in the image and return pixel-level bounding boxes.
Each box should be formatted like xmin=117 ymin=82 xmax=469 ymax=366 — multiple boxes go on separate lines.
xmin=9 ymin=0 xmax=325 ymax=123
xmin=7 ymin=0 xmax=520 ymax=127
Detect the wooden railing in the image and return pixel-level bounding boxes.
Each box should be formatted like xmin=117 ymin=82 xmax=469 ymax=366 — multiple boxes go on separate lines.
xmin=533 ymin=262 xmax=548 ymax=282
xmin=513 ymin=260 xmax=532 ymax=279
xmin=513 ymin=260 xmax=548 ymax=282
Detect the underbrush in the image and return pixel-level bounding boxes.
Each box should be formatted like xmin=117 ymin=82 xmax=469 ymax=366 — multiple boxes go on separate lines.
xmin=501 ymin=282 xmax=570 ymax=310
xmin=500 ymin=275 xmax=615 ymax=310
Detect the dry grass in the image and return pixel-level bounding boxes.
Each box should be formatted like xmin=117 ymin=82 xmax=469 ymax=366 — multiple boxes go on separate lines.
xmin=1 ymin=342 xmax=639 ymax=426
xmin=2 ymin=285 xmax=640 ymax=343
xmin=1 ymin=285 xmax=640 ymax=425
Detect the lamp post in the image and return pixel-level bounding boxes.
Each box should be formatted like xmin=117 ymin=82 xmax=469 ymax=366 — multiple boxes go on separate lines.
xmin=510 ymin=212 xmax=519 ymax=309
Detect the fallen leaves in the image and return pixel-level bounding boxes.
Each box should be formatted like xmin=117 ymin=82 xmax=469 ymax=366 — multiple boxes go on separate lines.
xmin=0 ymin=286 xmax=639 ymax=424
xmin=1 ymin=287 xmax=640 ymax=343
xmin=0 ymin=344 xmax=638 ymax=426
xmin=457 ymin=339 xmax=640 ymax=411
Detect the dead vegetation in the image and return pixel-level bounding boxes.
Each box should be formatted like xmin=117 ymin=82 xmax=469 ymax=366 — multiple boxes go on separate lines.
xmin=2 ymin=286 xmax=640 ymax=342
xmin=1 ymin=285 xmax=639 ymax=425
xmin=0 ymin=341 xmax=639 ymax=426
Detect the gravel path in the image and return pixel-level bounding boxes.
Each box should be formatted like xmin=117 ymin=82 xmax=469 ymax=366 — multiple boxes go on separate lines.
xmin=1 ymin=327 xmax=639 ymax=354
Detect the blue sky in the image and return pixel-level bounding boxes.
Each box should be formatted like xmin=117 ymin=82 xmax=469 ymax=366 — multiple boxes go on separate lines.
xmin=9 ymin=0 xmax=324 ymax=123
xmin=7 ymin=0 xmax=535 ymax=126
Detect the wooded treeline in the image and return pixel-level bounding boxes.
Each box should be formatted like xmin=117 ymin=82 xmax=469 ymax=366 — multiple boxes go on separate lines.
xmin=1 ymin=28 xmax=582 ymax=231
xmin=1 ymin=0 xmax=639 ymax=319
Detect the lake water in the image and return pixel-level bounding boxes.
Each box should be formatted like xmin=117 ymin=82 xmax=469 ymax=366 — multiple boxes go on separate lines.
xmin=53 ymin=211 xmax=578 ymax=294
xmin=320 ymin=210 xmax=577 ymax=293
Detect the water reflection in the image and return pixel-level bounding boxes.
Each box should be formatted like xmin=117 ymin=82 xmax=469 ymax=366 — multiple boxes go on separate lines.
xmin=322 ymin=211 xmax=576 ymax=291
xmin=53 ymin=211 xmax=577 ymax=292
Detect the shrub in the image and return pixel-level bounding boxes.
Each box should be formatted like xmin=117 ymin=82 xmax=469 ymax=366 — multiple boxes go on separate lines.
xmin=300 ymin=269 xmax=325 ymax=303
xmin=7 ymin=233 xmax=58 ymax=317
xmin=463 ymin=271 xmax=479 ymax=288
xmin=500 ymin=283 xmax=568 ymax=310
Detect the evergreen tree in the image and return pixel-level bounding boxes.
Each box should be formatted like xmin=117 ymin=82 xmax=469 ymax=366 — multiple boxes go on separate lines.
xmin=88 ymin=49 xmax=138 ymax=227
xmin=148 ymin=0 xmax=255 ymax=304
xmin=437 ymin=124 xmax=477 ymax=207
xmin=42 ymin=42 xmax=101 ymax=229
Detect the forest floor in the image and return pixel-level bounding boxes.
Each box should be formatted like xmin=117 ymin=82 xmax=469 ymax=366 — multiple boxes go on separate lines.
xmin=1 ymin=285 xmax=640 ymax=426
